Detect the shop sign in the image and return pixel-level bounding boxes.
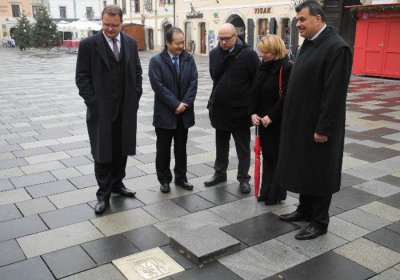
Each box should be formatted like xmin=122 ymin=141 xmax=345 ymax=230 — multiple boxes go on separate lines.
xmin=186 ymin=12 xmax=203 ymax=19
xmin=255 ymin=7 xmax=272 ymax=14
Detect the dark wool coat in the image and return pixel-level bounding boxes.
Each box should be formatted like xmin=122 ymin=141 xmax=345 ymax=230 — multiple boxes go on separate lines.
xmin=276 ymin=26 xmax=352 ymax=195
xmin=76 ymin=32 xmax=143 ymax=163
xmin=208 ymin=37 xmax=260 ymax=131
xmin=249 ymin=56 xmax=292 ymax=158
xmin=148 ymin=49 xmax=198 ymax=129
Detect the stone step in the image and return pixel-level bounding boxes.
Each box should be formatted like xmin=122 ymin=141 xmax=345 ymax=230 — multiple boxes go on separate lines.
xmin=170 ymin=225 xmax=241 ymax=265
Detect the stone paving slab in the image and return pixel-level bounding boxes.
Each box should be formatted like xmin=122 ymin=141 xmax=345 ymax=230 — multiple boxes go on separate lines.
xmin=0 ymin=256 xmax=55 ymax=280
xmin=90 ymin=208 xmax=158 ymax=236
xmin=16 ymin=197 xmax=56 ymax=216
xmin=170 ymin=225 xmax=241 ymax=265
xmin=154 ymin=210 xmax=231 ymax=237
xmin=334 ymin=238 xmax=400 ymax=273
xmin=359 ymin=201 xmax=400 ymax=222
xmin=142 ymin=200 xmax=189 ymax=221
xmin=0 ymin=188 xmax=31 ymax=206
xmin=266 ymin=251 xmax=375 ymax=280
xmin=337 ymin=208 xmax=393 ymax=231
xmin=17 ymin=221 xmax=104 ymax=258
xmin=277 ymin=230 xmax=348 ymax=258
xmin=62 ymin=264 xmax=126 ymax=280
xmin=219 ymin=239 xmax=309 ymax=280
xmin=356 ymin=179 xmax=400 ymax=197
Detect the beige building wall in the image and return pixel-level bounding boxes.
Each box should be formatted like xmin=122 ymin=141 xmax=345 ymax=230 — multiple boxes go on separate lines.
xmin=0 ymin=0 xmax=41 ymax=40
xmin=175 ymin=0 xmax=298 ymax=55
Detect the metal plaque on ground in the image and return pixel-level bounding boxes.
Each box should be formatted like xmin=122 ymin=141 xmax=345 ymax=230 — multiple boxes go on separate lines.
xmin=112 ymin=247 xmax=184 ymax=280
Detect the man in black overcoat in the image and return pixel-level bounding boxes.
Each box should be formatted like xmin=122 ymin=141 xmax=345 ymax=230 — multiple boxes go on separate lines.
xmin=76 ymin=5 xmax=143 ymax=214
xmin=149 ymin=27 xmax=198 ymax=193
xmin=276 ymin=0 xmax=352 ymax=240
xmin=205 ymin=23 xmax=260 ymax=193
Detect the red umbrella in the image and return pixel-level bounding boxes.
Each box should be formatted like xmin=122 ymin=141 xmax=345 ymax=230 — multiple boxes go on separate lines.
xmin=253 ymin=125 xmax=262 ymax=199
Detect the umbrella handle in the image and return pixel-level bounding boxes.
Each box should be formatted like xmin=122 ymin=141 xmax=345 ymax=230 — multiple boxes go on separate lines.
xmin=255 ymin=125 xmax=259 ymax=136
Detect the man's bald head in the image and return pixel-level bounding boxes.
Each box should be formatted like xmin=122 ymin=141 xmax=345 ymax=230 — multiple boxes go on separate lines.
xmin=217 ymin=23 xmax=238 ymax=50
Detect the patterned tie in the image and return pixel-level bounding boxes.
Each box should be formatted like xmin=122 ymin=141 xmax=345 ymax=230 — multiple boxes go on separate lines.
xmin=112 ymin=38 xmax=119 ymax=61
xmin=173 ymin=56 xmax=179 ymax=76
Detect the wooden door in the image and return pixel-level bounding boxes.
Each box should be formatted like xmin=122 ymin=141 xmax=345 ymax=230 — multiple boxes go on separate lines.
xmin=363 ymin=20 xmax=386 ymax=75
xmin=200 ymin=22 xmax=206 ymax=54
xmin=382 ymin=19 xmax=400 ymax=77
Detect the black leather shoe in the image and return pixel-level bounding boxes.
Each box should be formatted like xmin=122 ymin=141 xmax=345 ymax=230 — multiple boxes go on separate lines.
xmin=160 ymin=183 xmax=170 ymax=193
xmin=280 ymin=211 xmax=309 ymax=222
xmin=175 ymin=181 xmax=193 ymax=190
xmin=114 ymin=187 xmax=136 ymax=198
xmin=239 ymin=181 xmax=251 ymax=194
xmin=295 ymin=224 xmax=327 ymax=240
xmin=94 ymin=200 xmax=109 ymax=214
xmin=204 ymin=175 xmax=227 ymax=186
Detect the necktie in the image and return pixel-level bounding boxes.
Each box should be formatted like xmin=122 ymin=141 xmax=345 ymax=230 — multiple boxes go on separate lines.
xmin=173 ymin=56 xmax=179 ymax=76
xmin=112 ymin=38 xmax=119 ymax=61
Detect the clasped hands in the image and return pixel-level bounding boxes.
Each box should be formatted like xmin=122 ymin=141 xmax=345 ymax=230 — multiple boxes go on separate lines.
xmin=251 ymin=114 xmax=271 ymax=127
xmin=175 ymin=102 xmax=188 ymax=115
xmin=251 ymin=114 xmax=328 ymax=143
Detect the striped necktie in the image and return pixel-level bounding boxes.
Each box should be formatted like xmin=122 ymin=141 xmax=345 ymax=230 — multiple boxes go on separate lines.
xmin=112 ymin=38 xmax=119 ymax=61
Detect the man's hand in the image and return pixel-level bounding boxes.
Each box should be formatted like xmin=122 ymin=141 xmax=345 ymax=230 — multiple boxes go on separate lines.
xmin=261 ymin=115 xmax=272 ymax=127
xmin=175 ymin=103 xmax=188 ymax=115
xmin=251 ymin=114 xmax=261 ymax=126
xmin=314 ymin=133 xmax=328 ymax=143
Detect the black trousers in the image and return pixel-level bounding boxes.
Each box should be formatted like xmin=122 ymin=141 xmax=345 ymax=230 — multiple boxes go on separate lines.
xmin=296 ymin=193 xmax=332 ymax=229
xmin=259 ymin=156 xmax=286 ymax=202
xmin=155 ymin=118 xmax=188 ymax=184
xmin=94 ymin=113 xmax=127 ymax=201
xmin=214 ymin=128 xmax=251 ymax=182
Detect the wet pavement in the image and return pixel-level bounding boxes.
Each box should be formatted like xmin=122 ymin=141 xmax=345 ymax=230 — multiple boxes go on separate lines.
xmin=0 ymin=46 xmax=400 ymax=279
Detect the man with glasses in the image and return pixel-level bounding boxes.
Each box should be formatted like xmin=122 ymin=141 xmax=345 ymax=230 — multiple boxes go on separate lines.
xmin=205 ymin=23 xmax=259 ymax=193
xmin=76 ymin=5 xmax=143 ymax=214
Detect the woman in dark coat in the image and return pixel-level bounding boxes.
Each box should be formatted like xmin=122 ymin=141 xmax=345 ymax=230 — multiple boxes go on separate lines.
xmin=250 ymin=35 xmax=292 ymax=205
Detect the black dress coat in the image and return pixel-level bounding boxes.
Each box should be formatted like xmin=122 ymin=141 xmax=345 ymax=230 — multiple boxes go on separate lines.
xmin=208 ymin=37 xmax=260 ymax=131
xmin=249 ymin=57 xmax=292 ymax=158
xmin=76 ymin=32 xmax=143 ymax=163
xmin=276 ymin=26 xmax=353 ymax=196
xmin=148 ymin=49 xmax=198 ymax=129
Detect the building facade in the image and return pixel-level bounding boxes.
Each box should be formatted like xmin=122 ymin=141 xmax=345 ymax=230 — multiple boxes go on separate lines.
xmin=0 ymin=0 xmax=42 ymax=41
xmin=123 ymin=0 xmax=174 ymax=51
xmin=175 ymin=0 xmax=299 ymax=55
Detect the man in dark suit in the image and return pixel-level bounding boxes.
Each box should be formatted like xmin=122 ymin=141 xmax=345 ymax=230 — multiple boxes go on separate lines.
xmin=148 ymin=27 xmax=198 ymax=193
xmin=76 ymin=5 xmax=143 ymax=214
xmin=205 ymin=23 xmax=259 ymax=193
xmin=276 ymin=0 xmax=352 ymax=240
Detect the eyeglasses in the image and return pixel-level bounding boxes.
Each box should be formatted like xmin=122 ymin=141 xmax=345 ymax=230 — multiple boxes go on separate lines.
xmin=217 ymin=34 xmax=235 ymax=42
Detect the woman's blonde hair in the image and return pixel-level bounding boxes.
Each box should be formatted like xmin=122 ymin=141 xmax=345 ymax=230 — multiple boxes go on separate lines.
xmin=258 ymin=34 xmax=288 ymax=60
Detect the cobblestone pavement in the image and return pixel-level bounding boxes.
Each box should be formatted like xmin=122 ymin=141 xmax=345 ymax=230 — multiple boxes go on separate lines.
xmin=0 ymin=46 xmax=400 ymax=280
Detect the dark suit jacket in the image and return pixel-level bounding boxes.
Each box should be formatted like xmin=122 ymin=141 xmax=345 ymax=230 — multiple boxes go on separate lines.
xmin=148 ymin=49 xmax=198 ymax=130
xmin=76 ymin=32 xmax=143 ymax=163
